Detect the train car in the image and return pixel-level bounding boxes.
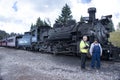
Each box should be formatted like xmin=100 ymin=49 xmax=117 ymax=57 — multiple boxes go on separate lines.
xmin=6 ymin=35 xmax=22 ymax=48
xmin=7 ymin=36 xmax=17 ymax=47
xmin=17 ymin=32 xmax=31 ymax=50
xmin=0 ymin=39 xmax=7 ymax=47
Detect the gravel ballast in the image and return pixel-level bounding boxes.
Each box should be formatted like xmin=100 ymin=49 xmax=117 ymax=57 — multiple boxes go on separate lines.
xmin=0 ymin=47 xmax=119 ymax=80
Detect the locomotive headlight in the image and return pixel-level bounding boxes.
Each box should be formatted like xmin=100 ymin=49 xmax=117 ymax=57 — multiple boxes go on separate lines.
xmin=107 ymin=50 xmax=110 ymax=53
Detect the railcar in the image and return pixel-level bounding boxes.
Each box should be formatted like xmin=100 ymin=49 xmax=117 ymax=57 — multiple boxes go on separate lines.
xmin=6 ymin=35 xmax=22 ymax=47
xmin=17 ymin=32 xmax=31 ymax=50
xmin=0 ymin=39 xmax=7 ymax=47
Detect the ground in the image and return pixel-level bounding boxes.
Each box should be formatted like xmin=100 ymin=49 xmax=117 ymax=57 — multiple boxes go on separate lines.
xmin=0 ymin=47 xmax=119 ymax=80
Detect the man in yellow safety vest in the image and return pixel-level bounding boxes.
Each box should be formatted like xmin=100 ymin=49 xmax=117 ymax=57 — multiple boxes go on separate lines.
xmin=80 ymin=36 xmax=89 ymax=69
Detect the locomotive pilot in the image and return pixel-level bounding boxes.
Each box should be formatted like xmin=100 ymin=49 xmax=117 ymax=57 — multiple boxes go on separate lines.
xmin=80 ymin=36 xmax=89 ymax=69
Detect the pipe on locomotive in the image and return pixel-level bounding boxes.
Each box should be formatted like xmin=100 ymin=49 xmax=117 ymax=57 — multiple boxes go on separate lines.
xmin=88 ymin=7 xmax=96 ymax=22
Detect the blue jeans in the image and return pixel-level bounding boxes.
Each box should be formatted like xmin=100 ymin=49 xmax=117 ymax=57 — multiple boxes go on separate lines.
xmin=91 ymin=53 xmax=100 ymax=69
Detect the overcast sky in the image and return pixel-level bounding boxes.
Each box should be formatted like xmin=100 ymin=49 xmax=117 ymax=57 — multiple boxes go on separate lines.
xmin=0 ymin=0 xmax=120 ymax=33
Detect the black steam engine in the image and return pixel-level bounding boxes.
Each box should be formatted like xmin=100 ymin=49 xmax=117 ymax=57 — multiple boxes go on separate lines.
xmin=0 ymin=7 xmax=120 ymax=60
xmin=29 ymin=7 xmax=120 ymax=60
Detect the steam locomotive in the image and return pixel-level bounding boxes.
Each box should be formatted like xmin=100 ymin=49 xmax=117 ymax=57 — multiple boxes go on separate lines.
xmin=0 ymin=7 xmax=120 ymax=61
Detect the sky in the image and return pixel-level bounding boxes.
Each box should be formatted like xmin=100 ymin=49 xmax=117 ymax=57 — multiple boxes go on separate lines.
xmin=0 ymin=0 xmax=120 ymax=34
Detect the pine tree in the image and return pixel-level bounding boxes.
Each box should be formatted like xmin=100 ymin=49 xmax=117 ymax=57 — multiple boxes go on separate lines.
xmin=46 ymin=18 xmax=51 ymax=26
xmin=55 ymin=4 xmax=73 ymax=26
xmin=80 ymin=16 xmax=84 ymax=22
xmin=36 ymin=17 xmax=50 ymax=27
xmin=43 ymin=20 xmax=49 ymax=26
xmin=30 ymin=17 xmax=51 ymax=30
xmin=36 ymin=17 xmax=44 ymax=27
xmin=30 ymin=23 xmax=34 ymax=30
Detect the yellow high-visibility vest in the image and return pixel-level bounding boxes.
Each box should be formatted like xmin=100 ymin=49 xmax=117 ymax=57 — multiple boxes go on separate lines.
xmin=80 ymin=40 xmax=89 ymax=53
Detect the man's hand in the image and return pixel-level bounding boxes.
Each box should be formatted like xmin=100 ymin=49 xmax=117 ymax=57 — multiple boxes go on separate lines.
xmin=83 ymin=46 xmax=89 ymax=49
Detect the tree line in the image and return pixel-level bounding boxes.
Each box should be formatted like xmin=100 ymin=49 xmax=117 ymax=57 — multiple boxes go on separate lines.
xmin=30 ymin=4 xmax=75 ymax=29
xmin=0 ymin=30 xmax=21 ymax=40
xmin=30 ymin=18 xmax=51 ymax=30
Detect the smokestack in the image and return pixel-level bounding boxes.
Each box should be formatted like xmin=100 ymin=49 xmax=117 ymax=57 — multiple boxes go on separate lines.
xmin=88 ymin=7 xmax=96 ymax=22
